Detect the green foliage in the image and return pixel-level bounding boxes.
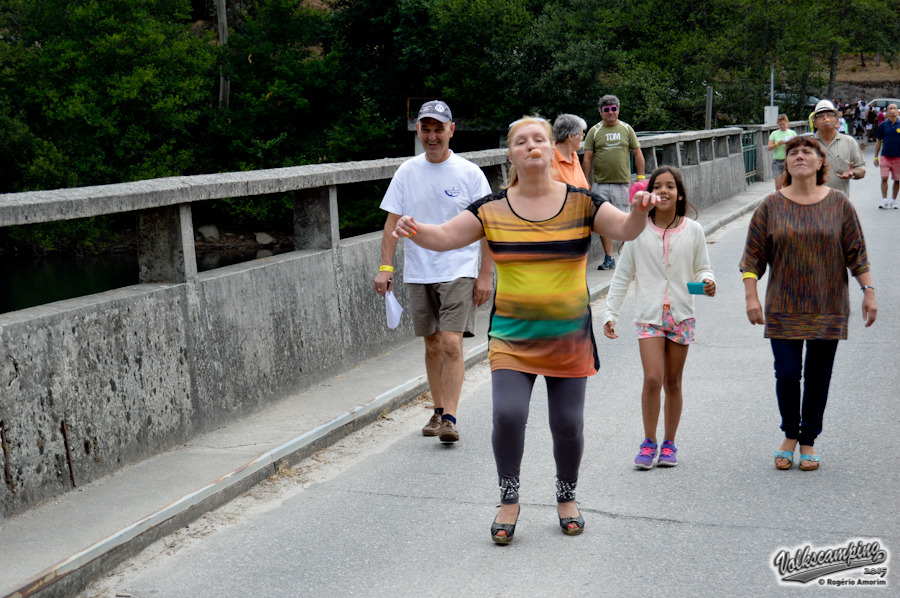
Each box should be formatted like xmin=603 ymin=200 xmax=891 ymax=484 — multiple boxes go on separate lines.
xmin=1 ymin=0 xmax=218 ymax=193
xmin=198 ymin=195 xmax=294 ymax=229
xmin=337 ymin=181 xmax=390 ymax=237
xmin=2 ymin=0 xmax=895 ymax=250
xmin=498 ymin=0 xmax=610 ymax=121
xmin=208 ymin=0 xmax=340 ymax=169
xmin=7 ymin=217 xmax=118 ymax=254
xmin=426 ymin=0 xmax=533 ymax=125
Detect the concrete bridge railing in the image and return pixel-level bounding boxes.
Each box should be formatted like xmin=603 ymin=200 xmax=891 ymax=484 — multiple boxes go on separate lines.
xmin=1 ymin=126 xmax=752 ymax=517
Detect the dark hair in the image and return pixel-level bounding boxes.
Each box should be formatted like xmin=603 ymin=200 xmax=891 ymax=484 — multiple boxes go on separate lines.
xmin=598 ymin=94 xmax=620 ymax=109
xmin=646 ymin=166 xmax=697 ymax=221
xmin=780 ymin=135 xmax=830 ymax=187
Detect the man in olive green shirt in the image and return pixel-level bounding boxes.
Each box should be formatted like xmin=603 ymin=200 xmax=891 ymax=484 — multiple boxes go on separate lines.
xmin=582 ymin=94 xmax=645 ymax=270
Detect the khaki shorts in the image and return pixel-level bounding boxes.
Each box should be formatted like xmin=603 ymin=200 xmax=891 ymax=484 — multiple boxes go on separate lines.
xmin=591 ymin=182 xmax=631 ymax=212
xmin=407 ymin=278 xmax=477 ymax=338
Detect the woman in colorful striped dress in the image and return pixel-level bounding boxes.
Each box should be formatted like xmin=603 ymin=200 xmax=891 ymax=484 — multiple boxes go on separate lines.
xmin=393 ymin=116 xmax=660 ymax=544
xmin=740 ymin=134 xmax=877 ymax=472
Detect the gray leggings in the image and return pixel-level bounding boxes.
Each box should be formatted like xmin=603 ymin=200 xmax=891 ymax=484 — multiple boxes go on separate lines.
xmin=492 ymin=369 xmax=586 ymax=504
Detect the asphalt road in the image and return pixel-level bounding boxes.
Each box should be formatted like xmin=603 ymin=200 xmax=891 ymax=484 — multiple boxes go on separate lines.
xmin=80 ymin=152 xmax=899 ymax=598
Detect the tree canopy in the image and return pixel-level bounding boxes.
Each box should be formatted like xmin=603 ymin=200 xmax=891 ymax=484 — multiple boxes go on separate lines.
xmin=1 ymin=0 xmax=897 ymax=247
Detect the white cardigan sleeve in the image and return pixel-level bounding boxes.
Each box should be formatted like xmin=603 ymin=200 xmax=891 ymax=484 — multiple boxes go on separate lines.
xmin=691 ymin=224 xmax=715 ymax=283
xmin=603 ymin=237 xmax=637 ymax=326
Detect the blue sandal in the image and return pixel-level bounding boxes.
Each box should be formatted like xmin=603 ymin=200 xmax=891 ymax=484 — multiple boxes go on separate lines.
xmin=773 ymin=450 xmax=794 ymax=470
xmin=799 ymin=454 xmax=820 ymax=471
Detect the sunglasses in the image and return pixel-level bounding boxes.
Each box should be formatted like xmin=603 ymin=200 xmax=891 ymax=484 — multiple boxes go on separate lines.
xmin=507 ymin=116 xmax=548 ymax=129
xmin=601 ymin=106 xmax=619 ymax=113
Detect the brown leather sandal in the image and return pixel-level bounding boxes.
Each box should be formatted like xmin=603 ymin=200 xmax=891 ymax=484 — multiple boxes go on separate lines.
xmin=774 ymin=450 xmax=794 ymax=470
xmin=799 ymin=454 xmax=820 ymax=471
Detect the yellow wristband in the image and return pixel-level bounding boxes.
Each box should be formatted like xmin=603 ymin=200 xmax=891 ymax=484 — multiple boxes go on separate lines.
xmin=379 ymin=265 xmax=394 ymax=272
xmin=742 ymin=271 xmax=758 ymax=280
xmin=636 ymin=175 xmax=646 ymax=180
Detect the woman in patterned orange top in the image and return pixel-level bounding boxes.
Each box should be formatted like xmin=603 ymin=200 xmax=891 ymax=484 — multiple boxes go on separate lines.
xmin=740 ymin=134 xmax=877 ymax=472
xmin=393 ymin=116 xmax=660 ymax=544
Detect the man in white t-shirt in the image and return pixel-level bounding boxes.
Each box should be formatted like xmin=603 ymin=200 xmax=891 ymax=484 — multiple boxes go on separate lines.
xmin=374 ymin=100 xmax=494 ymax=443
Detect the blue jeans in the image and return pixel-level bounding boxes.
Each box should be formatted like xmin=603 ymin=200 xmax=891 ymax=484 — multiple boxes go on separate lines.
xmin=770 ymin=339 xmax=839 ymax=446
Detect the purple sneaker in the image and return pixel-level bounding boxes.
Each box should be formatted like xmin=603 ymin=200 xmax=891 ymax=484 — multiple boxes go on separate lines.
xmin=634 ymin=438 xmax=658 ymax=469
xmin=658 ymin=439 xmax=678 ymax=467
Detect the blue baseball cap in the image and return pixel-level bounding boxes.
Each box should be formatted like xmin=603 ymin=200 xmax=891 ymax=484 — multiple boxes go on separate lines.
xmin=417 ymin=100 xmax=452 ymax=123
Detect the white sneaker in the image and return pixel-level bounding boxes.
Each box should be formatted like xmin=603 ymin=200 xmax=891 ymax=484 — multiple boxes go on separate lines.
xmin=879 ymin=201 xmax=890 ymax=209
xmin=892 ymin=201 xmax=898 ymax=210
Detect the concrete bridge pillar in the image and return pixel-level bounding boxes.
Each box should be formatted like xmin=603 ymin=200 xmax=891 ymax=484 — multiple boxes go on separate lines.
xmin=138 ymin=204 xmax=198 ymax=283
xmin=682 ymin=140 xmax=700 ymax=167
xmin=641 ymin=146 xmax=657 ymax=172
xmin=661 ymin=142 xmax=680 ymax=167
xmin=294 ymin=185 xmax=339 ymax=250
xmin=483 ymin=164 xmax=508 ymax=192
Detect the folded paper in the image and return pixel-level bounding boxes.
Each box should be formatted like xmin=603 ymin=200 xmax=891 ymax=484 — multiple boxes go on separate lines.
xmin=385 ymin=290 xmax=403 ymax=329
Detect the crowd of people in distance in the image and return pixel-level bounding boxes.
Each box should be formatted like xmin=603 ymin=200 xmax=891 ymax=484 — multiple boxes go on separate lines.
xmin=832 ymin=97 xmax=890 ymax=142
xmin=774 ymin=97 xmax=900 ymax=209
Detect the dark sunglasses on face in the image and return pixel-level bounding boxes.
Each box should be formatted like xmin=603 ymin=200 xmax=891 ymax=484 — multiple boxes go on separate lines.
xmin=601 ymin=106 xmax=619 ymax=113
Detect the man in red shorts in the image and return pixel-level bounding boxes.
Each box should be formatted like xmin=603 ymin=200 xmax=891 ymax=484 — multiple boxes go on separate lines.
xmin=875 ymin=103 xmax=900 ymax=210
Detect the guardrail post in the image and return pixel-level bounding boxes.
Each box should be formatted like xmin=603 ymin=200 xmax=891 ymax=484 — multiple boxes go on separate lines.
xmin=661 ymin=143 xmax=680 ymax=167
xmin=483 ymin=164 xmax=508 ymax=192
xmin=700 ymin=137 xmax=714 ymax=162
xmin=682 ymin=140 xmax=700 ymax=166
xmin=641 ymin=146 xmax=657 ymax=172
xmin=137 ymin=204 xmax=198 ymax=283
xmin=294 ymin=185 xmax=339 ymax=250
xmin=715 ymin=137 xmax=728 ymax=158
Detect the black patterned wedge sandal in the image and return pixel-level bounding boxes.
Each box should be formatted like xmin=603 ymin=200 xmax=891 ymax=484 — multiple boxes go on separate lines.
xmin=559 ymin=513 xmax=585 ymax=535
xmin=557 ymin=479 xmax=585 ymax=535
xmin=491 ymin=504 xmax=520 ymax=545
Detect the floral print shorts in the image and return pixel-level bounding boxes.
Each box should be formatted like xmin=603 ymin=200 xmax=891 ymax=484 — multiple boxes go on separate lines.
xmin=635 ymin=306 xmax=695 ymax=345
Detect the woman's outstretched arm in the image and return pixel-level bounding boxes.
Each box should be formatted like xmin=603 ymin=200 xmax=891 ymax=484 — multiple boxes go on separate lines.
xmin=392 ymin=209 xmax=485 ymax=252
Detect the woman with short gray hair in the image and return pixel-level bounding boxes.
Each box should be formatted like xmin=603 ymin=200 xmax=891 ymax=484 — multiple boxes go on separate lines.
xmin=553 ymin=114 xmax=587 ymax=144
xmin=551 ymin=114 xmax=590 ymax=188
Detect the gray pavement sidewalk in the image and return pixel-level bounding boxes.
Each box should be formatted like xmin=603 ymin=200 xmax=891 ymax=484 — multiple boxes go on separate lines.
xmin=0 ymin=178 xmax=775 ymax=598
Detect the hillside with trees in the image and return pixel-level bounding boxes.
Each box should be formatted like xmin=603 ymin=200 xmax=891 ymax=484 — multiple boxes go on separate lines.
xmin=1 ymin=0 xmax=898 ymax=250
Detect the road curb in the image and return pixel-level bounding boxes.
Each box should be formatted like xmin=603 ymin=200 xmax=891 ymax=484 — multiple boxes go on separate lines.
xmin=701 ymin=194 xmax=766 ymax=237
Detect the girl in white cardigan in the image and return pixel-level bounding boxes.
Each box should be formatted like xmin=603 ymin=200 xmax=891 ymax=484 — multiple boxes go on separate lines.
xmin=603 ymin=166 xmax=716 ymax=469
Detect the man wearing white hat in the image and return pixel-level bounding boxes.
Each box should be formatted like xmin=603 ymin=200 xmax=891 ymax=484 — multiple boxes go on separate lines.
xmin=374 ymin=100 xmax=494 ymax=443
xmin=813 ymin=99 xmax=866 ymax=196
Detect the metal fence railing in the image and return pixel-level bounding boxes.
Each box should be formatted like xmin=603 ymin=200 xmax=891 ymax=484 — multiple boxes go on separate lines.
xmin=742 ymin=132 xmax=758 ymax=184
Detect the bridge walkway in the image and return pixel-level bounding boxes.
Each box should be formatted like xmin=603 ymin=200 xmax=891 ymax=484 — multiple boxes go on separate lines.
xmin=2 ymin=180 xmax=775 ymax=597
